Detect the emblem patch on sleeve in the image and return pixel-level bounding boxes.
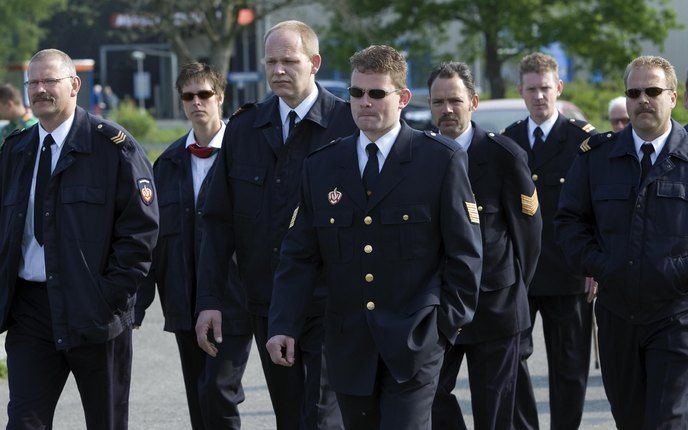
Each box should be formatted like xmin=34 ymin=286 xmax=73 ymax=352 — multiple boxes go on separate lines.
xmin=464 ymin=201 xmax=480 ymax=224
xmin=137 ymin=178 xmax=154 ymax=206
xmin=521 ymin=189 xmax=539 ymax=216
xmin=289 ymin=206 xmax=299 ymax=228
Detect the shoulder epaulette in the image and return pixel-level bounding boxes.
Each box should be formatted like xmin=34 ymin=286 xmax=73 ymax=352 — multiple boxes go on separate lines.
xmin=579 ymin=131 xmax=615 ymax=153
xmin=5 ymin=127 xmax=28 ymax=140
xmin=309 ymin=137 xmax=342 ymax=157
xmin=424 ymin=130 xmax=456 ymax=149
xmin=96 ymin=122 xmax=133 ymax=149
xmin=231 ymin=102 xmax=256 ymax=119
xmin=569 ymin=118 xmax=596 ymax=134
xmin=504 ymin=119 xmax=524 ymax=132
xmin=485 ymin=130 xmax=524 ymax=157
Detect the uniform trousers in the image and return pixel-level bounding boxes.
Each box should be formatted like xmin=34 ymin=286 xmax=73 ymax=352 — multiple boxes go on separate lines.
xmin=596 ymin=303 xmax=688 ymax=430
xmin=432 ymin=332 xmax=521 ymax=430
xmin=252 ymin=313 xmax=341 ymax=429
xmin=174 ymin=329 xmax=252 ymax=429
xmin=514 ymin=294 xmax=592 ymax=430
xmin=336 ymin=339 xmax=444 ymax=430
xmin=6 ymin=280 xmax=131 ymax=430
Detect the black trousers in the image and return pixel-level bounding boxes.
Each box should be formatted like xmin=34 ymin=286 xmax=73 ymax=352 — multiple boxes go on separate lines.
xmin=513 ymin=294 xmax=592 ymax=430
xmin=336 ymin=341 xmax=444 ymax=430
xmin=6 ymin=281 xmax=131 ymax=430
xmin=174 ymin=329 xmax=252 ymax=430
xmin=252 ymin=313 xmax=341 ymax=430
xmin=596 ymin=304 xmax=688 ymax=430
xmin=432 ymin=332 xmax=521 ymax=430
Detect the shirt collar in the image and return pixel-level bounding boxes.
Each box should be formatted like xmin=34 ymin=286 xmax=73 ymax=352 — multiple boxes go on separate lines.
xmin=631 ymin=126 xmax=672 ymax=160
xmin=452 ymin=122 xmax=474 ymax=151
xmin=357 ymin=122 xmax=402 ymax=161
xmin=528 ymin=110 xmax=559 ymax=141
xmin=38 ymin=112 xmax=75 ymax=149
xmin=279 ymin=86 xmax=319 ymax=127
xmin=185 ymin=121 xmax=226 ymax=149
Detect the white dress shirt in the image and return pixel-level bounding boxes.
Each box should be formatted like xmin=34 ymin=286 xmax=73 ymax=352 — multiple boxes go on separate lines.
xmin=527 ymin=110 xmax=559 ymax=148
xmin=185 ymin=121 xmax=226 ymax=205
xmin=631 ymin=126 xmax=672 ymax=165
xmin=278 ymin=87 xmax=319 ymax=142
xmin=357 ymin=123 xmax=402 ymax=176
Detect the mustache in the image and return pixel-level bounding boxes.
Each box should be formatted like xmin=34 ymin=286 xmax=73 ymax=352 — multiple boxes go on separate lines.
xmin=32 ymin=94 xmax=54 ymax=104
xmin=439 ymin=114 xmax=459 ymax=122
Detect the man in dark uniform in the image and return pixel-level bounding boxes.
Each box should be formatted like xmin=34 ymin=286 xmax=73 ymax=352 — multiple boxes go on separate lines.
xmin=0 ymin=83 xmax=38 ymax=147
xmin=266 ymin=45 xmax=482 ymax=430
xmin=427 ymin=62 xmax=542 ymax=430
xmin=503 ymin=52 xmax=597 ymax=430
xmin=556 ymin=55 xmax=688 ymax=429
xmin=134 ymin=63 xmax=252 ymax=429
xmin=194 ymin=20 xmax=356 ymax=429
xmin=0 ymin=49 xmax=158 ymax=429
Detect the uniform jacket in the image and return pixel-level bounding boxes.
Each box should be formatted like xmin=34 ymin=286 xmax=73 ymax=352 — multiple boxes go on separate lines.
xmin=503 ymin=113 xmax=596 ymax=295
xmin=134 ymin=134 xmax=250 ymax=334
xmin=556 ymin=121 xmax=688 ymax=323
xmin=457 ymin=123 xmax=542 ymax=344
xmin=196 ymin=84 xmax=357 ymax=317
xmin=0 ymin=106 xmax=158 ymax=349
xmin=268 ymin=123 xmax=483 ymax=395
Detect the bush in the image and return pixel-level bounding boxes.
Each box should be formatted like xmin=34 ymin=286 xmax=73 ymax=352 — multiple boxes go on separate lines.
xmin=111 ymin=101 xmax=156 ymax=141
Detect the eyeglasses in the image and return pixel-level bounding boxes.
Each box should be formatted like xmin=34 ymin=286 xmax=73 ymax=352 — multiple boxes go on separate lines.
xmin=180 ymin=90 xmax=216 ymax=101
xmin=624 ymin=87 xmax=673 ymax=99
xmin=24 ymin=76 xmax=73 ymax=88
xmin=610 ymin=117 xmax=630 ymax=125
xmin=348 ymin=86 xmax=402 ymax=99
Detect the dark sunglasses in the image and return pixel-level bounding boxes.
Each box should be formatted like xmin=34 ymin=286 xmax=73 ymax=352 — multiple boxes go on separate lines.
xmin=348 ymin=86 xmax=402 ymax=99
xmin=624 ymin=87 xmax=673 ymax=99
xmin=180 ymin=90 xmax=216 ymax=101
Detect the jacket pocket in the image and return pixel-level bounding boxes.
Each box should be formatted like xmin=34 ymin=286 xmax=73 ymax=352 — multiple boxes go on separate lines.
xmin=381 ymin=204 xmax=432 ymax=259
xmin=157 ymin=189 xmax=181 ymax=237
xmin=228 ymin=164 xmax=267 ymax=219
xmin=314 ymin=209 xmax=353 ymax=262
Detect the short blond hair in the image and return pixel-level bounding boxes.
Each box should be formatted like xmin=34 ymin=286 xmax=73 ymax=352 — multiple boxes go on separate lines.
xmin=264 ymin=20 xmax=319 ymax=58
xmin=519 ymin=52 xmax=558 ymax=82
xmin=623 ymin=55 xmax=677 ymax=90
xmin=29 ymin=49 xmax=76 ymax=77
xmin=350 ymin=45 xmax=407 ymax=89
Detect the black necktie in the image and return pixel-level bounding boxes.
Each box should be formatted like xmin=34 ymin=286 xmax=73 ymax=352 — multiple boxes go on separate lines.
xmin=363 ymin=143 xmax=379 ymax=198
xmin=35 ymin=134 xmax=56 ymax=245
xmin=287 ymin=110 xmax=297 ymax=141
xmin=640 ymin=143 xmax=655 ymax=183
xmin=533 ymin=126 xmax=544 ymax=152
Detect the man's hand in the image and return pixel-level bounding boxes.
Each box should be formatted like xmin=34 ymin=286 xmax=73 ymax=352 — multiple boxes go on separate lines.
xmin=195 ymin=310 xmax=223 ymax=357
xmin=266 ymin=335 xmax=295 ymax=367
xmin=585 ymin=277 xmax=598 ymax=303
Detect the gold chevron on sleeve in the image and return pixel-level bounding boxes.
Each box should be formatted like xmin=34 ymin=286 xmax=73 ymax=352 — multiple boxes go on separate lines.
xmin=521 ymin=189 xmax=539 ymax=216
xmin=111 ymin=130 xmax=126 ymax=144
xmin=579 ymin=137 xmax=591 ymax=152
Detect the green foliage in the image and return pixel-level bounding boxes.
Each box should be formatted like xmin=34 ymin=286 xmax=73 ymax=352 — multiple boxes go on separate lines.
xmin=0 ymin=359 xmax=7 ymax=379
xmin=111 ymin=101 xmax=156 ymax=141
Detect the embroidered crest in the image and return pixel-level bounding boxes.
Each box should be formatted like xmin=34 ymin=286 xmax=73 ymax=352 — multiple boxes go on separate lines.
xmin=328 ymin=187 xmax=342 ymax=205
xmin=464 ymin=201 xmax=480 ymax=224
xmin=137 ymin=178 xmax=154 ymax=206
xmin=521 ymin=189 xmax=539 ymax=216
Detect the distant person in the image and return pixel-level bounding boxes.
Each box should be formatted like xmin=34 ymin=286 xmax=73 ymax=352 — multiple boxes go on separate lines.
xmin=267 ymin=44 xmax=482 ymax=430
xmin=608 ymin=96 xmax=630 ymax=132
xmin=194 ymin=20 xmax=356 ymax=429
xmin=103 ymin=85 xmax=119 ymax=118
xmin=135 ymin=62 xmax=252 ymax=429
xmin=556 ymin=55 xmax=688 ymax=430
xmin=0 ymin=48 xmax=158 ymax=429
xmin=0 ymin=83 xmax=38 ymax=146
xmin=427 ymin=61 xmax=542 ymax=430
xmin=91 ymin=83 xmax=104 ymax=116
xmin=503 ymin=52 xmax=597 ymax=430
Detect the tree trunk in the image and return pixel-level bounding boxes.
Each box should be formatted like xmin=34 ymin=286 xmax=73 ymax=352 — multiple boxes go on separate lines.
xmin=483 ymin=30 xmax=505 ymax=99
xmin=209 ymin=42 xmax=234 ymax=84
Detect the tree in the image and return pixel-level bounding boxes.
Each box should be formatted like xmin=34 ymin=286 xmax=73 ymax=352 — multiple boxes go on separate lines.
xmin=0 ymin=0 xmax=67 ymax=78
xmin=119 ymin=0 xmax=299 ymax=80
xmin=319 ymin=0 xmax=680 ymax=98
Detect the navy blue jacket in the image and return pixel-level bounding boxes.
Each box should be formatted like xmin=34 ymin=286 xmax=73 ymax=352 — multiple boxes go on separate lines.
xmin=556 ymin=121 xmax=688 ymax=323
xmin=503 ymin=113 xmax=597 ymax=295
xmin=134 ymin=134 xmax=250 ymax=334
xmin=196 ymin=85 xmax=357 ymax=316
xmin=268 ymin=123 xmax=482 ymax=395
xmin=458 ymin=124 xmax=542 ymax=344
xmin=0 ymin=106 xmax=158 ymax=349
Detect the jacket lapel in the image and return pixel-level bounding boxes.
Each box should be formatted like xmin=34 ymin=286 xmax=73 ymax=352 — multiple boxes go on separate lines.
xmin=53 ymin=107 xmax=93 ymax=177
xmin=532 ymin=114 xmax=566 ymax=170
xmin=254 ymin=96 xmax=283 ymax=157
xmin=335 ymin=133 xmax=367 ymax=211
xmin=467 ymin=124 xmax=489 ymax=183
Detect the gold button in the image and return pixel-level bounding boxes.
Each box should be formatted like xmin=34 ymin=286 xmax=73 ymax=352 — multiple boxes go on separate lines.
xmin=366 ymin=301 xmax=375 ymax=311
xmin=365 ymin=273 xmax=374 ymax=282
xmin=559 ymin=177 xmax=565 ymax=184
xmin=366 ymin=190 xmax=373 ymax=196
xmin=531 ymin=174 xmax=539 ymax=181
xmin=364 ymin=216 xmax=372 ymax=225
xmin=329 ymin=218 xmax=335 ymax=224
xmin=478 ymin=205 xmax=483 ymax=212
xmin=364 ymin=245 xmax=373 ymax=254
xmin=402 ymin=214 xmax=409 ymax=221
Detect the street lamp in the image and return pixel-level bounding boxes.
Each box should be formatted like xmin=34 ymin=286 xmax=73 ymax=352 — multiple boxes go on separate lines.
xmin=131 ymin=50 xmax=146 ymax=110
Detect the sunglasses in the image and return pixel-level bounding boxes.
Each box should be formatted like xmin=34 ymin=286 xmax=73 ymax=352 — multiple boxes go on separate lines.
xmin=624 ymin=87 xmax=673 ymax=99
xmin=180 ymin=90 xmax=216 ymax=101
xmin=348 ymin=86 xmax=402 ymax=99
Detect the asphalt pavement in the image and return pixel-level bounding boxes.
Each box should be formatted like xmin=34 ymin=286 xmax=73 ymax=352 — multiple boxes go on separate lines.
xmin=0 ymin=295 xmax=614 ymax=429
